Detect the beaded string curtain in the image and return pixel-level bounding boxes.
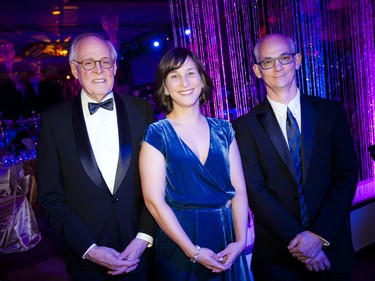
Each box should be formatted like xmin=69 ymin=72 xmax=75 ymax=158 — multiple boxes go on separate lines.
xmin=169 ymin=0 xmax=262 ymax=119
xmin=169 ymin=0 xmax=375 ymax=181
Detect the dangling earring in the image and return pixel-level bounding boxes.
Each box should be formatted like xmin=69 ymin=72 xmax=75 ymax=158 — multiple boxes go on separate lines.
xmin=199 ymin=84 xmax=205 ymax=101
xmin=165 ymin=90 xmax=170 ymax=96
xmin=200 ymin=92 xmax=205 ymax=102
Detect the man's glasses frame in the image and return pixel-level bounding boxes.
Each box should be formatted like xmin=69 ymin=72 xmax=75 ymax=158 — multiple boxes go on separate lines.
xmin=73 ymin=58 xmax=115 ymax=70
xmin=257 ymin=53 xmax=296 ymax=70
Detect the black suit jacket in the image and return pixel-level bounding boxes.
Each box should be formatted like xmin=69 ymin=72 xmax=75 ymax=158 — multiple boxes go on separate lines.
xmin=233 ymin=94 xmax=358 ymax=278
xmin=37 ymin=93 xmax=156 ymax=279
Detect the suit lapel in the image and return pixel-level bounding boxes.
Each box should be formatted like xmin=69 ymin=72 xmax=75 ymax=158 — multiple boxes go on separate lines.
xmin=257 ymin=101 xmax=296 ymax=181
xmin=72 ymin=96 xmax=110 ymax=195
xmin=300 ymin=95 xmax=317 ymax=185
xmin=112 ymin=94 xmax=132 ymax=194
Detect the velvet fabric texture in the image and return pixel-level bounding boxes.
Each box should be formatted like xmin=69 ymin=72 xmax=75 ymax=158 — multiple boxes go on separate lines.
xmin=142 ymin=117 xmax=250 ymax=281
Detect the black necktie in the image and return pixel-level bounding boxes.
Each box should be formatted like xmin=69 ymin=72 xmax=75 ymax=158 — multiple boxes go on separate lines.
xmin=88 ymin=98 xmax=114 ymax=115
xmin=286 ymin=108 xmax=309 ymax=228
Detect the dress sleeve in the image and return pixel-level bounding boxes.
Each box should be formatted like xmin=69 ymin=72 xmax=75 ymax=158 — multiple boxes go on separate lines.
xmin=141 ymin=123 xmax=165 ymax=154
xmin=220 ymin=119 xmax=235 ymax=144
xmin=227 ymin=121 xmax=235 ymax=144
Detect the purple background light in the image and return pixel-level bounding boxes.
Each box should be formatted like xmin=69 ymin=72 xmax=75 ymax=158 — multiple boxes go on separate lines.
xmin=170 ymin=0 xmax=375 ymax=189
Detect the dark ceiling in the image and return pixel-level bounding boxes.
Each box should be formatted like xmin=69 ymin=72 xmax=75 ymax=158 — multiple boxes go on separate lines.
xmin=0 ymin=0 xmax=171 ymax=80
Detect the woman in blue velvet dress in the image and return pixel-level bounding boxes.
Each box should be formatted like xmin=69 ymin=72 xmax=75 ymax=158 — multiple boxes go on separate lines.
xmin=139 ymin=47 xmax=251 ymax=281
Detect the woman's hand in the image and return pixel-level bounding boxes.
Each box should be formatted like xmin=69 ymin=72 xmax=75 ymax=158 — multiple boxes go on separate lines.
xmin=194 ymin=247 xmax=227 ymax=273
xmin=216 ymin=241 xmax=245 ymax=271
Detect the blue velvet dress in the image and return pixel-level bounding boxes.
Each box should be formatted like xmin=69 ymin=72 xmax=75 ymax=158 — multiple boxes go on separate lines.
xmin=142 ymin=117 xmax=251 ymax=281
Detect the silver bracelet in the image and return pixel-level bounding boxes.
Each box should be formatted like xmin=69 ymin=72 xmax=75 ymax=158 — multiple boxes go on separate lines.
xmin=190 ymin=245 xmax=200 ymax=263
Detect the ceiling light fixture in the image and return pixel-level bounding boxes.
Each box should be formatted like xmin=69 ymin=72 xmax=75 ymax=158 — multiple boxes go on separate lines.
xmin=52 ymin=7 xmax=61 ymax=15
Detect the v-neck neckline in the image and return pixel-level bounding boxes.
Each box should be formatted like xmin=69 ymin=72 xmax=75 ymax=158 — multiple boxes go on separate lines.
xmin=165 ymin=118 xmax=211 ymax=166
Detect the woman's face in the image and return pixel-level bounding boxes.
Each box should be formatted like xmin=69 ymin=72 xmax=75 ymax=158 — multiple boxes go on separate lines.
xmin=164 ymin=57 xmax=203 ymax=110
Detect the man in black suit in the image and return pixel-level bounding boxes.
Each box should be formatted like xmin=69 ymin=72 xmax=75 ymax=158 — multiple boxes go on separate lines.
xmin=233 ymin=34 xmax=358 ymax=280
xmin=37 ymin=33 xmax=156 ymax=281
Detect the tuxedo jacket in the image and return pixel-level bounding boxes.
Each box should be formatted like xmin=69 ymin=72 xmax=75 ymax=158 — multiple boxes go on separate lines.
xmin=37 ymin=93 xmax=156 ymax=279
xmin=233 ymin=94 xmax=358 ymax=278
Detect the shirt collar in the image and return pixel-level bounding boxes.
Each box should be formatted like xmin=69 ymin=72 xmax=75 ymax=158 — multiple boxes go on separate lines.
xmin=81 ymin=90 xmax=114 ymax=118
xmin=287 ymin=89 xmax=300 ymax=115
xmin=267 ymin=89 xmax=300 ymax=117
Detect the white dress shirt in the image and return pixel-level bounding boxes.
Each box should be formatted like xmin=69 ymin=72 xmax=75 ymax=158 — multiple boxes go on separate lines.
xmin=267 ymin=89 xmax=301 ymax=148
xmin=81 ymin=91 xmax=119 ymax=194
xmin=80 ymin=91 xmax=153 ymax=258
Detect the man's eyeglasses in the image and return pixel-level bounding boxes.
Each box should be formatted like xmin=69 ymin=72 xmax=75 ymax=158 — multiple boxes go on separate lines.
xmin=73 ymin=58 xmax=114 ymax=70
xmin=257 ymin=53 xmax=296 ymax=70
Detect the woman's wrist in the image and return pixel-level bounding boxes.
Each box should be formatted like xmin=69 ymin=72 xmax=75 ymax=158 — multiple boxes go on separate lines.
xmin=234 ymin=237 xmax=247 ymax=250
xmin=190 ymin=245 xmax=201 ymax=263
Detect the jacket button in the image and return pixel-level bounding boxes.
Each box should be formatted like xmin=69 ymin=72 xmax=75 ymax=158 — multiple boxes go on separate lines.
xmin=112 ymin=198 xmax=119 ymax=203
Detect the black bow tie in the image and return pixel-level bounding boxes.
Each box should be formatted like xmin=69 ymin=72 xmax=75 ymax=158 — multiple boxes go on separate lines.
xmin=88 ymin=98 xmax=114 ymax=115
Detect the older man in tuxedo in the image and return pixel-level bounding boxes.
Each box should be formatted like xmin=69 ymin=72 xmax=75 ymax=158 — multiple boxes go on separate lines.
xmin=233 ymin=34 xmax=358 ymax=281
xmin=37 ymin=33 xmax=156 ymax=281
